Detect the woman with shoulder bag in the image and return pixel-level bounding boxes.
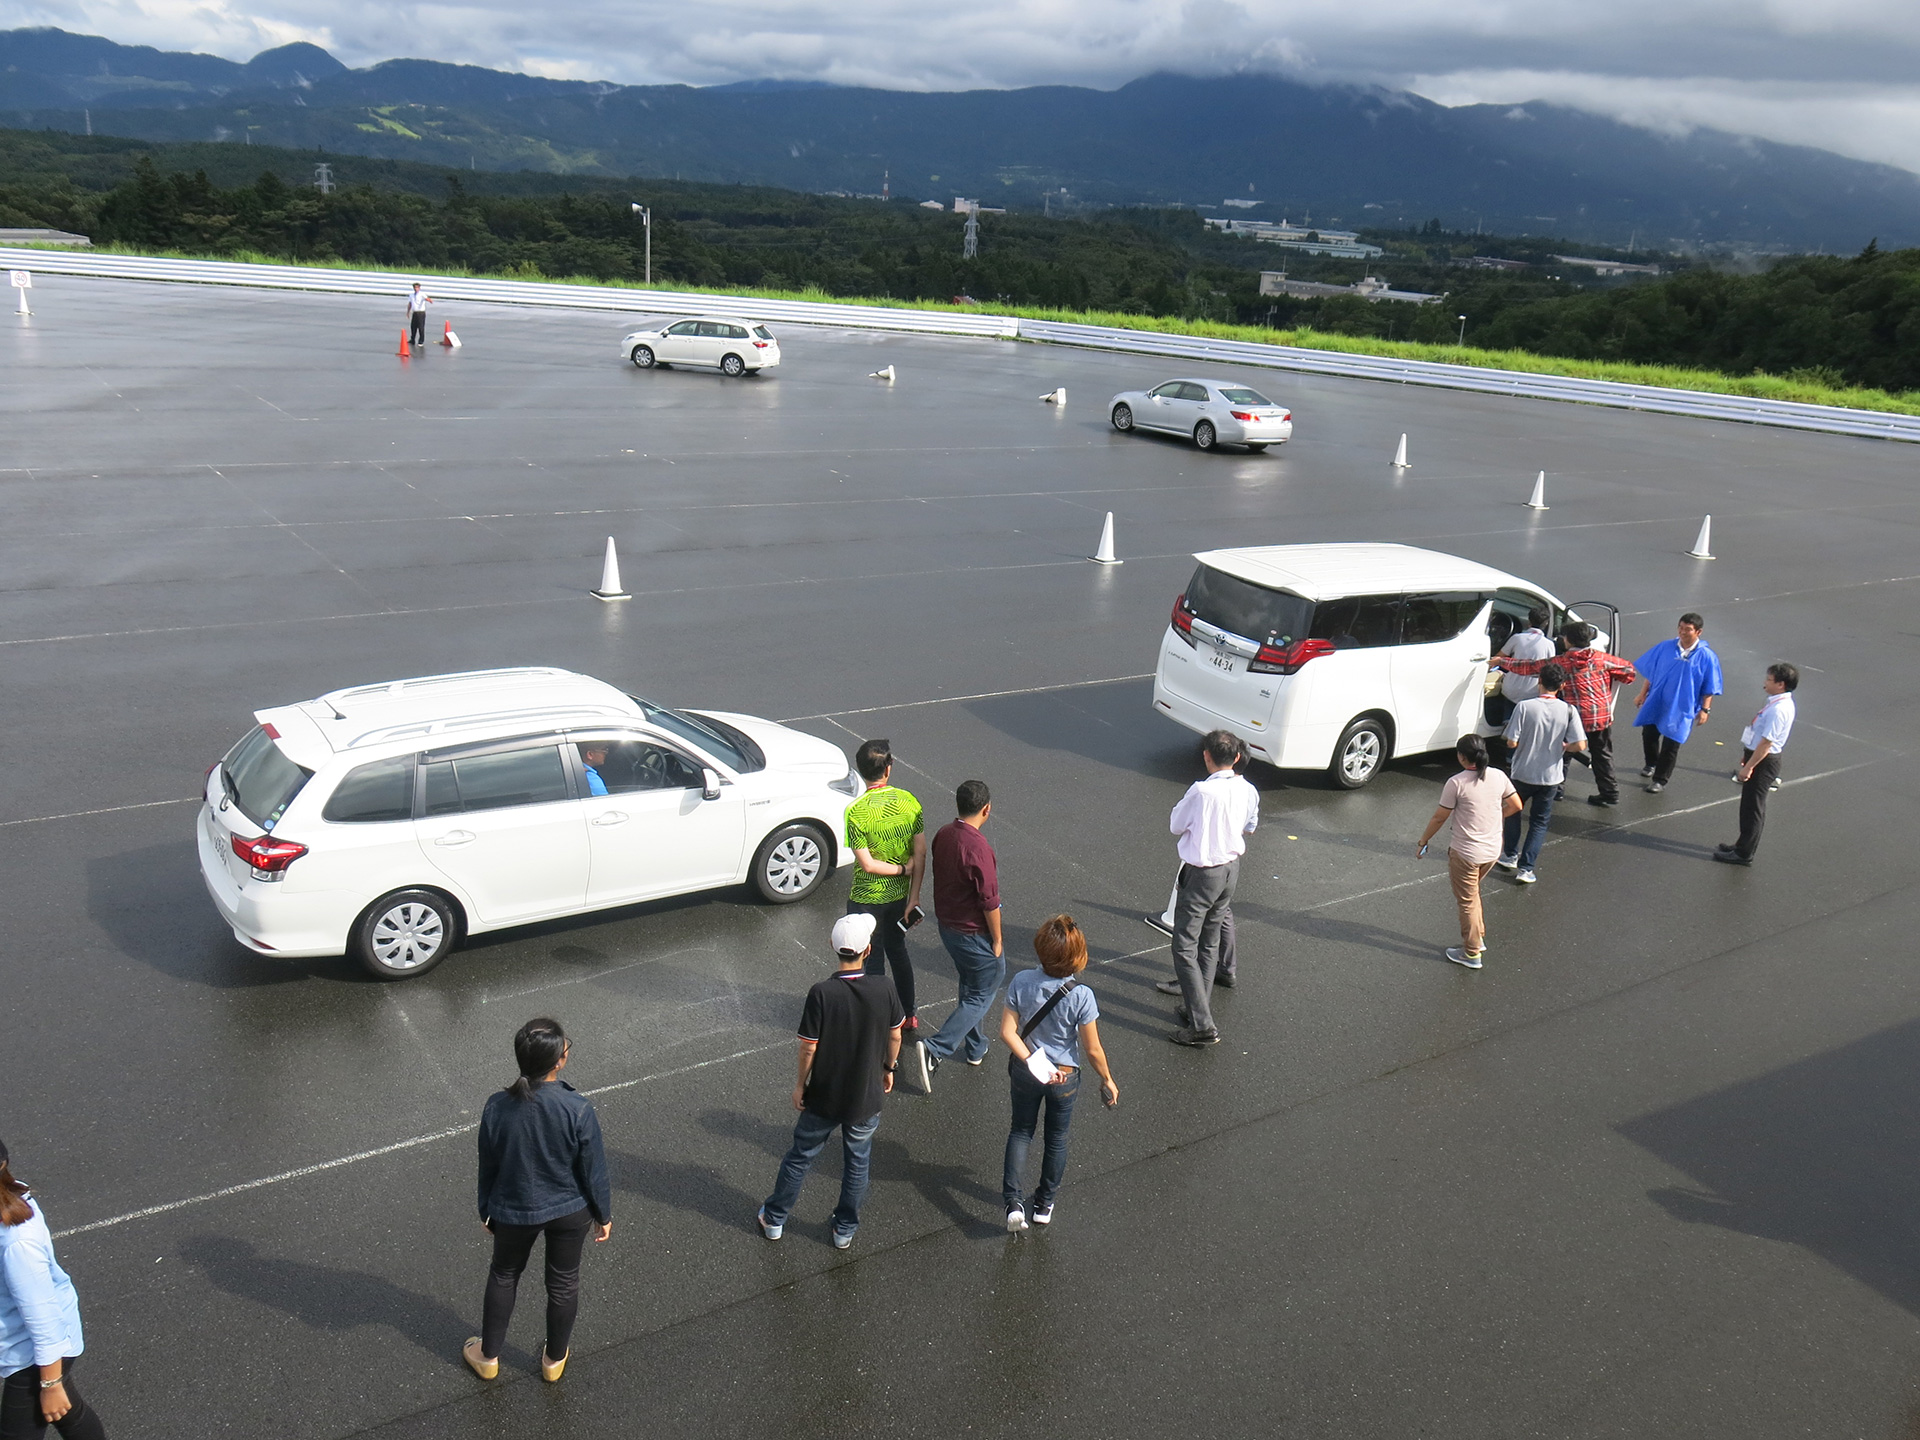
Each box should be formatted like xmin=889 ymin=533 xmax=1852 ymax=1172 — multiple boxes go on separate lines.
xmin=464 ymin=1019 xmax=612 ymax=1385
xmin=999 ymin=915 xmax=1119 ymax=1233
xmin=0 ymin=1139 xmax=108 ymax=1440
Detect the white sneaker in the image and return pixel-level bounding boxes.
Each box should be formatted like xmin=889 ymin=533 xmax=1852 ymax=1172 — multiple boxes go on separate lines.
xmin=1494 ymin=853 xmax=1519 ymax=871
xmin=1514 ymin=868 xmax=1537 ymax=884
xmin=1007 ymin=1207 xmax=1029 ymax=1232
xmin=907 ymin=1040 xmax=933 ymax=1093
xmin=1031 ymin=1202 xmax=1054 ymax=1226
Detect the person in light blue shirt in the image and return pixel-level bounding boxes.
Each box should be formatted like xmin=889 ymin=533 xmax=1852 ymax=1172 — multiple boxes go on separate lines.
xmin=998 ymin=916 xmax=1118 ymax=1233
xmin=0 ymin=1138 xmax=107 ymax=1438
xmin=577 ymin=744 xmax=610 ymax=797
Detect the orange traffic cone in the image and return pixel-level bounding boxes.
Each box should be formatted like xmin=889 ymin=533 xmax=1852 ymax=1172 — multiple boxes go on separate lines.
xmin=439 ymin=321 xmax=460 ymax=348
xmin=398 ymin=328 xmax=411 ymax=358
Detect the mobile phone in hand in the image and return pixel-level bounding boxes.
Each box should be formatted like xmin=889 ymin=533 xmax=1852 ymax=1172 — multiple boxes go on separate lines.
xmin=898 ymin=904 xmax=925 ymax=932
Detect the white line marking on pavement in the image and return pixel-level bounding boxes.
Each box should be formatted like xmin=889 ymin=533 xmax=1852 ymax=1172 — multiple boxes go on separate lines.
xmin=0 ymin=797 xmax=196 ymax=829
xmin=783 ymin=673 xmax=1154 ymax=723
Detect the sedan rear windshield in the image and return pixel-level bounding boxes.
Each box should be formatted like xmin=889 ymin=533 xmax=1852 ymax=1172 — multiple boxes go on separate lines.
xmin=222 ymin=726 xmax=312 ymax=831
xmin=1218 ymin=387 xmax=1275 ymax=406
xmin=631 ymin=699 xmax=768 ymax=773
xmin=1183 ymin=565 xmax=1314 ymax=645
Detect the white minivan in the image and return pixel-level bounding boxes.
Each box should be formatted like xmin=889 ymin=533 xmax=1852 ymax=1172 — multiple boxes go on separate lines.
xmin=197 ymin=668 xmax=859 ymax=978
xmin=1153 ymin=543 xmax=1617 ymax=787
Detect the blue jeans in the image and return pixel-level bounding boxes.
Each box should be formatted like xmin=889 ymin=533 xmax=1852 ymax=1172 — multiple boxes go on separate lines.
xmin=762 ymin=1109 xmax=880 ymax=1237
xmin=923 ymin=926 xmax=1005 ymax=1063
xmin=1003 ymin=1056 xmax=1080 ymax=1211
xmin=1502 ymin=779 xmax=1558 ymax=870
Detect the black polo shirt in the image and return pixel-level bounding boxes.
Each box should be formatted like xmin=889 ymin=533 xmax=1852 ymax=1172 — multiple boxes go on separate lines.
xmin=798 ymin=970 xmax=904 ymax=1124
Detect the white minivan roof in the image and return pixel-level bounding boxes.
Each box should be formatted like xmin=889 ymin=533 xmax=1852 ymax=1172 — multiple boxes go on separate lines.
xmin=1193 ymin=543 xmax=1543 ymax=603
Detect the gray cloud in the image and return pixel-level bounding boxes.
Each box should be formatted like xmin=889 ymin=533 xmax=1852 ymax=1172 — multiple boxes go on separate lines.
xmin=5 ymin=0 xmax=1919 ymax=170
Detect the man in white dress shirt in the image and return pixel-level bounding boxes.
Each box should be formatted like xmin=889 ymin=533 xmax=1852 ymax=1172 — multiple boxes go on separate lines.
xmin=1165 ymin=730 xmax=1261 ymax=1046
xmin=1715 ymin=662 xmax=1798 ymax=866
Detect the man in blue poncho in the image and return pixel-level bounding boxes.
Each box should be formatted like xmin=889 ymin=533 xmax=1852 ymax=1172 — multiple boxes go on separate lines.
xmin=1631 ymin=612 xmax=1723 ymax=793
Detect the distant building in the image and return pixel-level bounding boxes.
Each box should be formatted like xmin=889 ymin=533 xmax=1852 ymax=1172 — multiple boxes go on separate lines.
xmin=919 ymin=200 xmax=946 ymax=210
xmin=1208 ymin=217 xmax=1383 ymax=258
xmin=0 ymin=228 xmax=90 ymax=247
xmin=951 ymin=197 xmax=1005 ymax=215
xmin=1222 ymin=198 xmax=1260 ymax=209
xmin=1261 ymin=272 xmax=1438 ymax=304
xmin=1553 ymin=255 xmax=1661 ymax=276
xmin=1456 ymin=255 xmax=1531 ymax=271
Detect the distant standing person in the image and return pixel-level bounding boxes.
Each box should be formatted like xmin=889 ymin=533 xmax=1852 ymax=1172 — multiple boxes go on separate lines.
xmin=466 ymin=1019 xmax=612 ymax=1385
xmin=909 ymin=779 xmax=1004 ymax=1092
xmin=0 ymin=1140 xmax=107 ymax=1440
xmin=844 ymin=739 xmax=926 ymax=1034
xmin=1000 ymin=915 xmax=1118 ymax=1232
xmin=1716 ymin=663 xmax=1798 ymax=866
xmin=406 ymin=282 xmax=433 ymax=348
xmin=758 ymin=914 xmax=904 ymax=1249
xmin=1417 ymin=735 xmax=1522 ymax=969
xmin=1632 ymin=613 xmax=1722 ymax=793
xmin=1496 ymin=621 xmax=1636 ymax=807
xmin=1165 ymin=729 xmax=1260 ymax=1046
xmin=1497 ymin=662 xmax=1586 ymax=885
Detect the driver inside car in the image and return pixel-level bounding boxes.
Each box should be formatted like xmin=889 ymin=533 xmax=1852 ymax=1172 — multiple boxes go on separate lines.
xmin=578 ymin=743 xmax=612 ymax=796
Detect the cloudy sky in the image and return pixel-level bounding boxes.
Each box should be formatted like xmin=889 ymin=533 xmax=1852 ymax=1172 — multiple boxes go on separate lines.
xmin=6 ymin=0 xmax=1920 ymax=172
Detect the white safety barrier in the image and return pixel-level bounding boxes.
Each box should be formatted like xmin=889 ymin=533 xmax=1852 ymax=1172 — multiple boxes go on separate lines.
xmin=6 ymin=246 xmax=1917 ymax=444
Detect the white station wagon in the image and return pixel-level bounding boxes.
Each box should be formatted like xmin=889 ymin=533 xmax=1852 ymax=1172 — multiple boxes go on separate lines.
xmin=1154 ymin=543 xmax=1617 ymax=787
xmin=197 ymin=668 xmax=858 ymax=978
xmin=621 ymin=314 xmax=781 ymax=376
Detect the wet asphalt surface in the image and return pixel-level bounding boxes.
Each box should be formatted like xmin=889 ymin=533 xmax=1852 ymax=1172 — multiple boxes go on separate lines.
xmin=3 ymin=276 xmax=1918 ymax=1438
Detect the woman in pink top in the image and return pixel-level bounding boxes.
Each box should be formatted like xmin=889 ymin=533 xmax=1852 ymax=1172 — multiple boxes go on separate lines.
xmin=1416 ymin=735 xmax=1521 ymax=970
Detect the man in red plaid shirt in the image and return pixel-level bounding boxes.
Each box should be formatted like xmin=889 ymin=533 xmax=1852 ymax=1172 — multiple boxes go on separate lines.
xmin=1496 ymin=621 xmax=1637 ymax=806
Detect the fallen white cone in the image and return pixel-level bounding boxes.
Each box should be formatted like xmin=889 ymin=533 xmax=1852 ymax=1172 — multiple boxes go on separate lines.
xmin=1687 ymin=515 xmax=1714 ymax=559
xmin=1392 ymin=433 xmax=1410 ymax=469
xmin=590 ymin=536 xmax=632 ymax=601
xmin=1040 ymin=387 xmax=1066 ymax=404
xmin=1526 ymin=471 xmax=1548 ymax=509
xmin=1090 ymin=511 xmax=1122 ymax=565
xmin=869 ymin=364 xmax=896 ymax=382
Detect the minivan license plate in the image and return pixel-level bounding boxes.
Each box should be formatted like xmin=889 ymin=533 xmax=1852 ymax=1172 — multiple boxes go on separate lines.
xmin=1209 ymin=650 xmax=1235 ymax=673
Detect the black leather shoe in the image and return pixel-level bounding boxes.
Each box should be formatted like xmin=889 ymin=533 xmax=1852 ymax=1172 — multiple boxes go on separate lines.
xmin=1715 ymin=843 xmax=1739 ymax=854
xmin=1587 ymin=794 xmax=1618 ymax=807
xmin=1153 ymin=979 xmax=1183 ymax=996
xmin=1168 ymin=1026 xmax=1222 ymax=1047
xmin=1214 ymin=972 xmax=1236 ymax=989
xmin=1711 ymin=849 xmax=1752 ymax=866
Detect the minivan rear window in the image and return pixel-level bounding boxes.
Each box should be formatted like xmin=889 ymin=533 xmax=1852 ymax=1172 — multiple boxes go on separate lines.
xmin=222 ymin=726 xmax=312 ymax=831
xmin=1184 ymin=565 xmax=1314 ymax=644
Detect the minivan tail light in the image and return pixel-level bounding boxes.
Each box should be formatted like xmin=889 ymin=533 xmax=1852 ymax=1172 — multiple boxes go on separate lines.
xmin=1170 ymin=594 xmax=1196 ymax=647
xmin=230 ymin=831 xmax=307 ymax=878
xmin=1248 ymin=637 xmax=1335 ymax=675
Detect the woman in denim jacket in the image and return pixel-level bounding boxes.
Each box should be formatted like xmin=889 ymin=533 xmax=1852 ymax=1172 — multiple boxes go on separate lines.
xmin=0 ymin=1139 xmax=108 ymax=1439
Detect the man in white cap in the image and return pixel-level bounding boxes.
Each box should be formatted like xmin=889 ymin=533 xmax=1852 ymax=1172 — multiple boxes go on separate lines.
xmin=757 ymin=913 xmax=905 ymax=1249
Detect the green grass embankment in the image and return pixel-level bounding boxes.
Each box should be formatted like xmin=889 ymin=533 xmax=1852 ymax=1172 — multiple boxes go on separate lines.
xmin=18 ymin=242 xmax=1920 ymax=419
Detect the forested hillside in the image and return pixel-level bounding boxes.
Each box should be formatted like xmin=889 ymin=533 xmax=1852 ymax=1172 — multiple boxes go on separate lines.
xmin=3 ymin=128 xmax=1917 ymax=394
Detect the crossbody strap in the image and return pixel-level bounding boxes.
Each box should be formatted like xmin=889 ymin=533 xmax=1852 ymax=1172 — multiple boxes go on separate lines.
xmin=1019 ymin=978 xmax=1080 ymax=1041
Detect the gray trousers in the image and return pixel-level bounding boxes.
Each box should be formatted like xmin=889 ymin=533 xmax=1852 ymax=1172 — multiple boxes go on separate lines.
xmin=1171 ymin=859 xmax=1238 ymax=1034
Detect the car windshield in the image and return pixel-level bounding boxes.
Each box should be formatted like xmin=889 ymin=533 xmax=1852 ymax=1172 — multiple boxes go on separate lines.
xmin=1183 ymin=565 xmax=1315 ymax=645
xmin=752 ymin=326 xmax=774 ymax=340
xmin=222 ymin=726 xmax=312 ymax=830
xmin=1218 ymin=387 xmax=1274 ymax=406
xmin=630 ymin=699 xmax=767 ymax=773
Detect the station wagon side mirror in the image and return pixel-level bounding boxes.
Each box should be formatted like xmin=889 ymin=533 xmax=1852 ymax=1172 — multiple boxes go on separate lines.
xmin=701 ymin=768 xmax=723 ymax=801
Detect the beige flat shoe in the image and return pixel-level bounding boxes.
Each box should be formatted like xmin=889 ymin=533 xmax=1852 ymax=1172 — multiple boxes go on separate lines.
xmin=541 ymin=1348 xmax=569 ymax=1383
xmin=463 ymin=1337 xmax=499 ymax=1381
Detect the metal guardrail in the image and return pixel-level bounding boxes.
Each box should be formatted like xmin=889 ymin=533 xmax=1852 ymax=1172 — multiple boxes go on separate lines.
xmin=6 ymin=246 xmax=1916 ymax=443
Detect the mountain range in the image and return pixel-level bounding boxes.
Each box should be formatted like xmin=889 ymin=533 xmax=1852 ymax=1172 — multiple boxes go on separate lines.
xmin=5 ymin=26 xmax=1918 ymax=251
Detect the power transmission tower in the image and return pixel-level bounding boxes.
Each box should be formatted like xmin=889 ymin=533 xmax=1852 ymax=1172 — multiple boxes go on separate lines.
xmin=313 ymin=164 xmax=335 ymax=195
xmin=962 ymin=200 xmax=979 ymax=260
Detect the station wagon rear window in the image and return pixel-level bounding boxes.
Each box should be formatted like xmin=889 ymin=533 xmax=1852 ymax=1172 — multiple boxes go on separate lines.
xmin=222 ymin=726 xmax=312 ymax=830
xmin=1218 ymin=388 xmax=1275 ymax=406
xmin=1183 ymin=565 xmax=1314 ymax=644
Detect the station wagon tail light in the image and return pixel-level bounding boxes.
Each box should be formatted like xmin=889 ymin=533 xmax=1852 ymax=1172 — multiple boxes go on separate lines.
xmin=231 ymin=831 xmax=307 ymax=879
xmin=753 ymin=340 xmax=770 ymax=348
xmin=1249 ymin=637 xmax=1335 ymax=675
xmin=1170 ymin=594 xmax=1196 ymax=647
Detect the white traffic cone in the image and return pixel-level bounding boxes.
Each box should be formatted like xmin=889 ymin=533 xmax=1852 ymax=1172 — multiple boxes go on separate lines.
xmin=1145 ymin=866 xmax=1180 ymax=934
xmin=14 ymin=288 xmax=27 ymax=317
xmin=1525 ymin=471 xmax=1548 ymax=509
xmin=590 ymin=537 xmax=632 ymax=601
xmin=1391 ymin=433 xmax=1410 ymax=468
xmin=1687 ymin=515 xmax=1714 ymax=559
xmin=1090 ymin=511 xmax=1122 ymax=565
xmin=869 ymin=364 xmax=895 ymax=382
xmin=440 ymin=321 xmax=461 ymax=348
xmin=1040 ymin=387 xmax=1066 ymax=404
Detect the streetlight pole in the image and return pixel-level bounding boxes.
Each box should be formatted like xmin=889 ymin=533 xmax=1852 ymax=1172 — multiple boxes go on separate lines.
xmin=1456 ymin=313 xmax=1467 ymax=346
xmin=631 ymin=203 xmax=651 ymax=285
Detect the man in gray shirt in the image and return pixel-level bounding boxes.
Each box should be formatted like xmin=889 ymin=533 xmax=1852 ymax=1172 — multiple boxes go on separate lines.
xmin=1497 ymin=662 xmax=1586 ymax=885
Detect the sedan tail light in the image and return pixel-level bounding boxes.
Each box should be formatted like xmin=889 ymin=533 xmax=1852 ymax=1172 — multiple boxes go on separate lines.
xmin=1230 ymin=410 xmax=1257 ymax=422
xmin=230 ymin=831 xmax=307 ymax=879
xmin=1170 ymin=594 xmax=1196 ymax=647
xmin=1248 ymin=637 xmax=1334 ymax=675
xmin=1282 ymin=411 xmax=1292 ymax=421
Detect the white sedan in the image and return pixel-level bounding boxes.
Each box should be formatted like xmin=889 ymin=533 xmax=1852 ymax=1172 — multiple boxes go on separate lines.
xmin=1109 ymin=378 xmax=1292 ymax=451
xmin=621 ymin=315 xmax=781 ymax=376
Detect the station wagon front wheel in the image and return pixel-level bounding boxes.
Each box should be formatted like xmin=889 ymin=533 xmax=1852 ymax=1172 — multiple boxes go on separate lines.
xmin=631 ymin=344 xmax=656 ymax=368
xmin=354 ymin=888 xmax=457 ymax=979
xmin=753 ymin=823 xmax=830 ymax=903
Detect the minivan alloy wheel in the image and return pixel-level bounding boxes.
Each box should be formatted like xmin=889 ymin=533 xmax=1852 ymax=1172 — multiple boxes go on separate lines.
xmin=1334 ymin=722 xmax=1386 ymax=787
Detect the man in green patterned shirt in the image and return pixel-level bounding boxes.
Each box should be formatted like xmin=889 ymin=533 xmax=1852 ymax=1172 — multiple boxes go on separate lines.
xmin=845 ymin=738 xmax=926 ymax=1034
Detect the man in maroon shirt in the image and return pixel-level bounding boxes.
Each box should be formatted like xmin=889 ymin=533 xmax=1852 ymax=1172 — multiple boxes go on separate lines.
xmin=907 ymin=779 xmax=1003 ymax=1092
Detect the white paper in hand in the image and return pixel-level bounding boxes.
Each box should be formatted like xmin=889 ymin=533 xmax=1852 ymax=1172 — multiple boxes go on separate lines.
xmin=1024 ymin=1046 xmax=1056 ymax=1083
